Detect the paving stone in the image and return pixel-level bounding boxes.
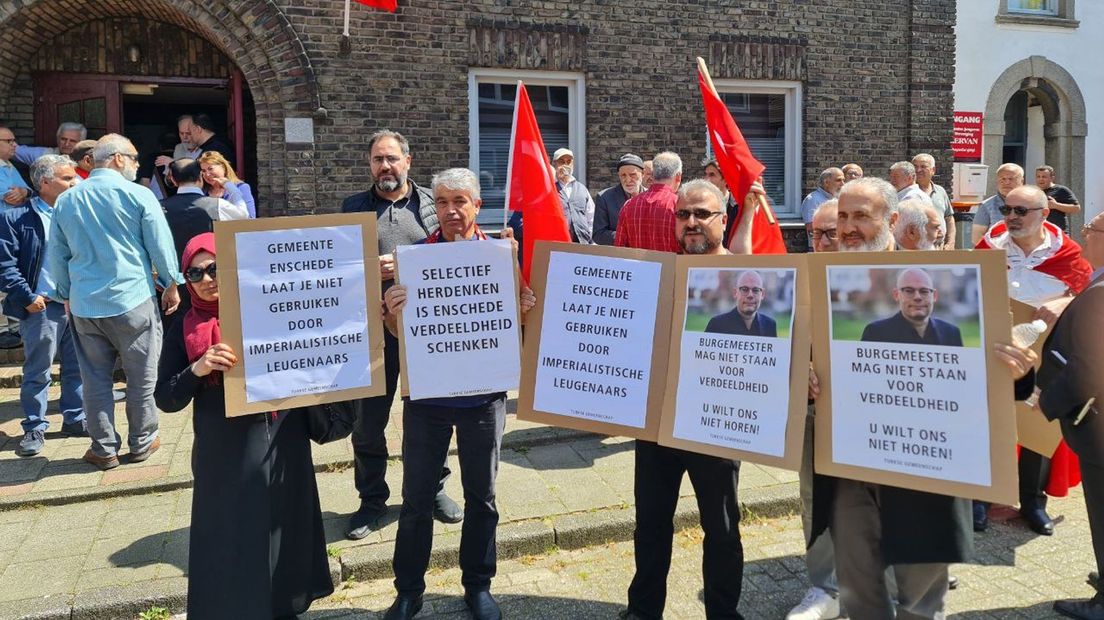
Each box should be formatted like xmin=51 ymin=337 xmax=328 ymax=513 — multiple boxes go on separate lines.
xmin=0 ymin=557 xmax=81 ymax=603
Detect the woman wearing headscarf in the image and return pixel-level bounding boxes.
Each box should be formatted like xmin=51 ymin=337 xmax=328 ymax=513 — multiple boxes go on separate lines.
xmin=155 ymin=233 xmax=332 ymax=619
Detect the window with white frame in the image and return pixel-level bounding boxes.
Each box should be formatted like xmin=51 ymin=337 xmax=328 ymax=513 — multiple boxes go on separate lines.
xmin=997 ymin=0 xmax=1076 ymax=25
xmin=707 ymin=80 xmax=803 ymax=218
xmin=468 ymin=69 xmax=586 ymax=227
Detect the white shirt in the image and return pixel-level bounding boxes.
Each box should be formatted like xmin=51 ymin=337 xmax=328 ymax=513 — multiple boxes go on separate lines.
xmin=1000 ymin=231 xmax=1069 ymax=307
xmin=896 ymin=184 xmax=931 ymax=205
xmin=176 ymin=186 xmax=249 ymax=221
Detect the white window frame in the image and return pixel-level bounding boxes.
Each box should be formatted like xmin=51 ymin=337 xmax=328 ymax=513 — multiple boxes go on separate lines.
xmin=709 ymin=79 xmax=803 ymax=218
xmin=468 ymin=67 xmax=587 ymax=189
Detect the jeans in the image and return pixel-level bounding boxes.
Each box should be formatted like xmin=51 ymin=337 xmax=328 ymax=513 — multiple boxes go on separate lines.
xmin=19 ymin=301 xmax=83 ymax=432
xmin=627 ymin=441 xmax=744 ymax=620
xmin=71 ymin=297 xmax=161 ymax=458
xmin=393 ymin=397 xmax=505 ymax=596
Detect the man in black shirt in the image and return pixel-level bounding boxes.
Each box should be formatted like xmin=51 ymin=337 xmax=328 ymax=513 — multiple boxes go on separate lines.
xmin=705 ymin=270 xmax=778 ymax=337
xmin=1036 ymin=165 xmax=1080 ymax=234
xmin=191 ymin=113 xmax=237 ymax=171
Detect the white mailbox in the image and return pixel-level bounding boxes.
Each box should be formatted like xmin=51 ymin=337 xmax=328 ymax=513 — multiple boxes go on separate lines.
xmin=953 ymin=163 xmax=989 ymax=200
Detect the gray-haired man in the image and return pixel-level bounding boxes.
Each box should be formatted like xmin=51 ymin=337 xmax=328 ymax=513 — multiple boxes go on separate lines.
xmin=801 ymin=168 xmax=845 ymax=247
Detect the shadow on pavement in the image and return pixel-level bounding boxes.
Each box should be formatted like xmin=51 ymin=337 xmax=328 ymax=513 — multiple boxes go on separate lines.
xmin=321 ymin=508 xmax=400 ymax=545
xmin=305 ymin=594 xmax=626 ymax=619
xmin=952 ymin=600 xmax=1063 ymax=618
xmin=504 ymin=432 xmax=634 ymax=471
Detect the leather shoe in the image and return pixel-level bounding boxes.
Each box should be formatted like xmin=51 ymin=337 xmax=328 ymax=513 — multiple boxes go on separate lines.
xmin=1023 ymin=506 xmax=1055 ymax=535
xmin=83 ymin=449 xmax=120 ymax=471
xmin=129 ymin=437 xmax=161 ymax=463
xmin=973 ymin=501 xmax=989 ymax=532
xmin=1055 ymin=594 xmax=1104 ymax=620
xmin=346 ymin=505 xmax=384 ymax=540
xmin=382 ymin=594 xmax=422 ymax=620
xmin=1090 ymin=571 xmax=1099 ymax=590
xmin=464 ymin=590 xmax=501 ymax=620
xmin=618 ymin=610 xmax=647 ymax=620
xmin=433 ymin=492 xmax=463 ymax=524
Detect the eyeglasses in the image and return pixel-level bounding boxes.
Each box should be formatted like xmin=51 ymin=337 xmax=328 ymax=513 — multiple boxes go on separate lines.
xmin=737 ymin=286 xmax=764 ymax=295
xmin=184 ymin=263 xmax=217 ymax=283
xmin=998 ymin=205 xmax=1044 ymax=217
xmin=898 ymin=287 xmax=934 ymax=297
xmin=0 ymin=138 xmax=15 ymax=144
xmin=812 ymin=228 xmax=837 ymax=241
xmin=675 ymin=208 xmax=723 ymax=221
xmin=1083 ymin=224 xmax=1104 ymax=235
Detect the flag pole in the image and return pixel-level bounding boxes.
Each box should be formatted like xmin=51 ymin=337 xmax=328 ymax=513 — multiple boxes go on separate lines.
xmin=343 ymin=0 xmax=351 ymax=36
xmin=696 ymin=57 xmax=776 ymax=225
xmin=502 ymin=81 xmax=523 ymax=230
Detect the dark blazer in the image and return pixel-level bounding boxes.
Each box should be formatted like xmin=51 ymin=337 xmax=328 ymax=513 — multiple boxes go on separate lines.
xmin=198 ymin=135 xmax=238 ymax=170
xmin=861 ymin=312 xmax=963 ymax=347
xmin=162 ymin=190 xmax=221 ymax=261
xmin=593 ymin=185 xmax=631 ymax=246
xmin=705 ymin=309 xmax=778 ymax=337
xmin=0 ymin=201 xmax=46 ymax=320
xmin=1038 ymin=279 xmax=1104 ymax=468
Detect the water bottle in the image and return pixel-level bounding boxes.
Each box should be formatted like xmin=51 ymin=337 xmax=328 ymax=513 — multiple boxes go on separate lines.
xmin=1011 ymin=319 xmax=1048 ymax=348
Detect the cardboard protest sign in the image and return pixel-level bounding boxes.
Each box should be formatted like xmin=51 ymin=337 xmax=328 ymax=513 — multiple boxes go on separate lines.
xmin=658 ymin=255 xmax=810 ymax=470
xmin=1010 ymin=299 xmax=1063 ymax=457
xmin=518 ymin=242 xmax=676 ymax=441
xmin=395 ymin=239 xmax=521 ymax=400
xmin=811 ymin=250 xmax=1018 ymax=504
xmin=215 ymin=213 xmax=386 ymax=416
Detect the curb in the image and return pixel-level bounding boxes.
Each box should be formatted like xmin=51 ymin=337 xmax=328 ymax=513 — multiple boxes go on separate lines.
xmin=0 ymin=482 xmax=801 ymax=620
xmin=0 ymin=426 xmax=593 ymax=512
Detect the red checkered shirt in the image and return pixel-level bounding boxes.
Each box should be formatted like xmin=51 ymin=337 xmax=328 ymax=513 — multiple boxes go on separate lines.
xmin=613 ymin=183 xmax=680 ymax=253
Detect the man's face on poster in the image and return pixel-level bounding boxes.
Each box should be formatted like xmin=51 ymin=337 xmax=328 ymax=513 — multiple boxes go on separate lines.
xmin=893 ymin=269 xmax=937 ymax=324
xmin=734 ymin=271 xmax=765 ymax=320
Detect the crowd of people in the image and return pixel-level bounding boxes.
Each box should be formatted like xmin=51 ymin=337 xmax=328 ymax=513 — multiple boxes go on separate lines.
xmin=0 ymin=121 xmax=1100 ymax=620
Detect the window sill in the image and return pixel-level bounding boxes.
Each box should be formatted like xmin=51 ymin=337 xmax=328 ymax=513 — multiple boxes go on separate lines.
xmin=995 ymin=14 xmax=1079 ymax=29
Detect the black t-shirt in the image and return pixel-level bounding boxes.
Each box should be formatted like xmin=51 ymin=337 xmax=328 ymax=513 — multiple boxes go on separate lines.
xmin=1043 ymin=184 xmax=1079 ymax=232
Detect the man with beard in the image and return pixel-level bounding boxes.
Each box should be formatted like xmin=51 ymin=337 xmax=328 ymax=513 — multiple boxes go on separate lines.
xmin=893 ymin=198 xmax=946 ymax=251
xmin=642 ymin=159 xmax=654 ymax=188
xmin=551 ymin=148 xmax=595 ymax=244
xmin=974 ymin=184 xmax=1092 ymax=536
xmin=340 ymin=130 xmax=460 ymax=540
xmin=47 ymin=134 xmax=182 ymax=471
xmin=823 ymin=177 xmax=970 ymax=620
xmin=593 ymin=153 xmax=644 ymax=245
xmin=705 ymin=270 xmax=777 ymax=337
xmin=861 ymin=268 xmax=962 ymax=346
xmin=618 ymin=178 xmax=747 ymax=620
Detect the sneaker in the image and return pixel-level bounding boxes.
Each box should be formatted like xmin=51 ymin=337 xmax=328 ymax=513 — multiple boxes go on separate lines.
xmin=61 ymin=420 xmax=88 ymax=438
xmin=787 ymin=587 xmax=841 ymax=620
xmin=16 ymin=430 xmax=45 ymax=457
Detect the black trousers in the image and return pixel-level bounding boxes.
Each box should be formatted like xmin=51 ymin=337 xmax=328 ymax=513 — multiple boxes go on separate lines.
xmin=1082 ymin=460 xmax=1104 ymax=577
xmin=392 ymin=397 xmax=506 ymax=596
xmin=627 ymin=441 xmax=744 ymax=620
xmin=351 ymin=331 xmax=449 ymax=513
xmin=1019 ymin=448 xmax=1052 ymax=510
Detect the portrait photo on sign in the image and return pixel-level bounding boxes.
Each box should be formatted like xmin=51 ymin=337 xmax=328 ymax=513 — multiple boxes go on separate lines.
xmin=828 ymin=265 xmax=982 ymax=348
xmin=683 ymin=268 xmax=795 ymax=339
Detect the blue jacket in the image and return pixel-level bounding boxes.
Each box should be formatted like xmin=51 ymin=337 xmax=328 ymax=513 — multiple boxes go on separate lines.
xmin=0 ymin=201 xmax=46 ymax=320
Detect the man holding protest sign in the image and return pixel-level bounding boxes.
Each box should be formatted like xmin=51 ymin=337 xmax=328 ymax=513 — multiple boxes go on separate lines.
xmin=340 ymin=130 xmax=460 ymax=540
xmin=380 ymin=168 xmax=536 ymax=620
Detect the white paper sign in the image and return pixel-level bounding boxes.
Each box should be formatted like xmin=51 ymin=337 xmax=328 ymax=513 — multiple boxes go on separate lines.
xmin=397 ymin=239 xmax=520 ymax=400
xmin=671 ymin=267 xmax=796 ymax=457
xmin=532 ymin=251 xmax=662 ymax=427
xmin=235 ymin=225 xmax=372 ymax=403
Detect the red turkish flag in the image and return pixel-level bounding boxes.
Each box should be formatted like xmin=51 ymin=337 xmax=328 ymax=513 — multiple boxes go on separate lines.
xmin=506 ymin=82 xmax=571 ymax=282
xmin=354 ymin=0 xmax=397 ymax=12
xmin=698 ymin=66 xmax=788 ymax=255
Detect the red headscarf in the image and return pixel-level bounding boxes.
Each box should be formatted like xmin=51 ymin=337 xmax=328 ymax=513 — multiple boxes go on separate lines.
xmin=181 ymin=233 xmax=221 ymax=382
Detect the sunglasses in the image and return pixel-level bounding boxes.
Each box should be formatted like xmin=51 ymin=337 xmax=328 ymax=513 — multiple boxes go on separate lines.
xmin=998 ymin=205 xmax=1044 ymax=217
xmin=675 ymin=208 xmax=723 ymax=221
xmin=184 ymin=263 xmax=217 ymax=283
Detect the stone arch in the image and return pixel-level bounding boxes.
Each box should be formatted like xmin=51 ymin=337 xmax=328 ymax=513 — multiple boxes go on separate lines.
xmin=0 ymin=0 xmax=323 ymax=213
xmin=983 ymin=55 xmax=1088 ymax=232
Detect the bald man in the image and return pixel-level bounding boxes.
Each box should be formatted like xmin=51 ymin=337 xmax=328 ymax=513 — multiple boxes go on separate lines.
xmin=704 ymin=270 xmax=778 ymax=337
xmin=861 ymin=269 xmax=963 ymax=346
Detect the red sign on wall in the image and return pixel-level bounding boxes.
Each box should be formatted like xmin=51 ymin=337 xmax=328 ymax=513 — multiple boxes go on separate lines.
xmin=952 ymin=111 xmax=983 ymax=162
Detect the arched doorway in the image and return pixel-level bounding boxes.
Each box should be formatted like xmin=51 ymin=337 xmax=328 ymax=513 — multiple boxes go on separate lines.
xmin=0 ymin=0 xmax=322 ymax=215
xmin=983 ymin=55 xmax=1088 ymax=234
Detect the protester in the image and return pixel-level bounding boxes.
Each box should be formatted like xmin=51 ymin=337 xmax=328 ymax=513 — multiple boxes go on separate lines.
xmin=593 ymin=153 xmax=644 ymax=245
xmin=47 ymin=134 xmax=182 ymax=471
xmin=701 ymin=157 xmax=741 ymax=247
xmin=888 ymin=161 xmax=928 ymax=204
xmin=0 ymin=155 xmax=84 ymax=457
xmin=1035 ymin=165 xmax=1081 ymax=234
xmin=893 ymin=198 xmax=946 ymax=251
xmin=911 ymin=153 xmax=955 ymax=249
xmin=810 ymin=199 xmax=839 ymax=253
xmin=614 ymin=151 xmax=683 ymax=253
xmin=340 ymin=129 xmax=459 ymax=541
xmin=842 ymin=163 xmax=863 ymax=181
xmin=801 ymin=168 xmax=845 ymax=247
xmin=191 ymin=113 xmax=237 ymax=170
xmin=551 ymin=148 xmax=595 ymax=244
xmin=643 ymin=159 xmax=654 ymax=187
xmin=155 ymin=233 xmax=332 ymax=619
xmin=971 ymin=163 xmax=1024 ymax=245
xmin=13 ymin=122 xmax=86 ymax=165
xmin=69 ymin=140 xmax=96 ymax=179
xmin=0 ymin=124 xmax=30 ymax=206
xmin=198 ymin=151 xmax=255 ymax=218
xmin=824 ymin=177 xmax=968 ymax=620
xmin=380 ymin=168 xmax=536 ymax=620
xmin=974 ymin=185 xmax=1092 ymax=536
xmin=616 ymin=178 xmax=753 ymax=620
xmin=155 ymin=115 xmax=202 ymax=169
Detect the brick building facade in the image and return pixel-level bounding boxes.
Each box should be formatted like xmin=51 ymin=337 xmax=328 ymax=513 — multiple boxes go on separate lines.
xmin=0 ymin=0 xmax=957 ymax=250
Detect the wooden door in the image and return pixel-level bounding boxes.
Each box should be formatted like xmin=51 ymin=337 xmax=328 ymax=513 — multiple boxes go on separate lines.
xmin=33 ymin=74 xmax=121 ymax=144
xmin=227 ymin=69 xmax=246 ymax=179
